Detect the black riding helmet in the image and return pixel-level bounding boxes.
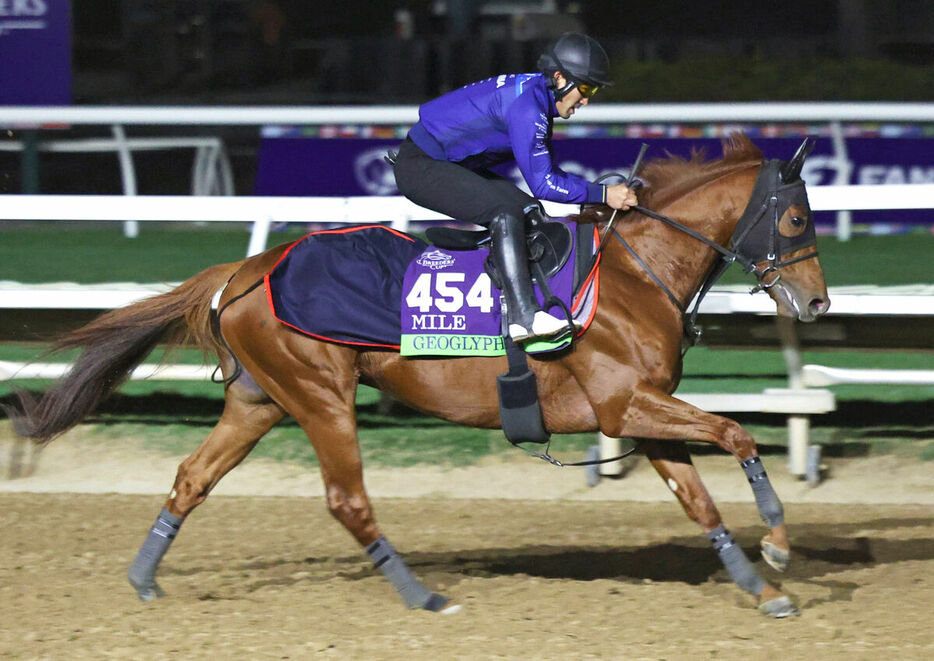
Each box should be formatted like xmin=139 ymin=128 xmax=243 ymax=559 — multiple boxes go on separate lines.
xmin=537 ymin=33 xmax=613 ymax=100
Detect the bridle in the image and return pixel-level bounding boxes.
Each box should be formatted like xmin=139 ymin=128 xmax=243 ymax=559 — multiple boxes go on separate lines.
xmin=523 ymin=140 xmax=819 ymax=470
xmin=595 ymin=139 xmax=818 ymax=349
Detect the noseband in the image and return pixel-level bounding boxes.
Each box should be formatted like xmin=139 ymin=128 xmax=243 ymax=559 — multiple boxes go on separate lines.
xmin=729 ymin=159 xmax=819 ymax=294
xmin=601 ymin=155 xmax=819 ymax=349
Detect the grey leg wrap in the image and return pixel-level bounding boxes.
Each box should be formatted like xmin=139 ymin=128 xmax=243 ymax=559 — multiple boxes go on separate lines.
xmin=367 ymin=536 xmax=447 ymax=611
xmin=742 ymin=456 xmax=784 ymax=528
xmin=127 ymin=508 xmax=182 ymax=601
xmin=706 ymin=524 xmax=766 ymax=596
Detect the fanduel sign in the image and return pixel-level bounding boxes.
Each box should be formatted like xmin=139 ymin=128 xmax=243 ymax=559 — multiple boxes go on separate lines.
xmin=0 ymin=0 xmax=71 ymax=105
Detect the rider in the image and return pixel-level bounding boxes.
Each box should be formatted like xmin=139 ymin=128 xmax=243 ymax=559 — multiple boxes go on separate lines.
xmin=392 ymin=32 xmax=638 ymax=344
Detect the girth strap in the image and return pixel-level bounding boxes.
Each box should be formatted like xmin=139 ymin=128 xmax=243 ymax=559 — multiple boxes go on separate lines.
xmin=496 ymin=336 xmax=551 ymax=445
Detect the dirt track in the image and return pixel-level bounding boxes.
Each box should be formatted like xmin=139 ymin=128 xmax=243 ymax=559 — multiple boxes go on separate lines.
xmin=2 ymin=432 xmax=934 ymax=659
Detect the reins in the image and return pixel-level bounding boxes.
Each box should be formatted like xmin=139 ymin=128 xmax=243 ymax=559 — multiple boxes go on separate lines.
xmin=522 ymin=147 xmax=821 ymax=470
xmin=591 ymin=154 xmax=818 ymax=352
xmin=610 ymin=204 xmax=745 ymax=352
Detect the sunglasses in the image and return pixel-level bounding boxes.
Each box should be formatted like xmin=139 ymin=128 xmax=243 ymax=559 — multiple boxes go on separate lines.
xmin=576 ymin=82 xmax=600 ymax=98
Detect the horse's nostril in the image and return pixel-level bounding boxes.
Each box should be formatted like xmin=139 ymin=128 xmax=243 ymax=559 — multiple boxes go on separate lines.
xmin=809 ymin=298 xmax=828 ymax=315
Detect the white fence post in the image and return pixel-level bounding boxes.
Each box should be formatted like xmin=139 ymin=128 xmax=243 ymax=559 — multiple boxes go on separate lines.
xmin=111 ymin=124 xmax=139 ymax=238
xmin=777 ymin=316 xmax=809 ymax=477
xmin=247 ymin=217 xmax=273 ymax=256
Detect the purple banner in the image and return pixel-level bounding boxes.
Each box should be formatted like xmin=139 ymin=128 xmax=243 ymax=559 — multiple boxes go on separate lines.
xmin=255 ymin=131 xmax=934 ymax=227
xmin=0 ymin=0 xmax=72 ymax=105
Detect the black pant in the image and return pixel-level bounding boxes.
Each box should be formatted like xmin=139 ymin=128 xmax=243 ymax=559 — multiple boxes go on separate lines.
xmin=392 ymin=138 xmax=533 ymax=227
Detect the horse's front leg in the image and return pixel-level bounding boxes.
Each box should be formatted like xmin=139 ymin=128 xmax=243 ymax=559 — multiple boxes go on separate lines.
xmin=639 ymin=440 xmax=796 ymax=616
xmin=597 ymin=386 xmax=795 ymax=614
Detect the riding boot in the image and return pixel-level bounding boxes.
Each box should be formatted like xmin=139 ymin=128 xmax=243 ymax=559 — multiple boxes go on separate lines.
xmin=489 ymin=212 xmax=570 ymax=343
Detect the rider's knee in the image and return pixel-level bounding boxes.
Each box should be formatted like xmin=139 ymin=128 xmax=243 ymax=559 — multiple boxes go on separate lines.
xmin=487 ymin=205 xmax=525 ymax=231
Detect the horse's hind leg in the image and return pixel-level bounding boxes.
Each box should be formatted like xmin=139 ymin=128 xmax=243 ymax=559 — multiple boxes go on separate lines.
xmin=218 ymin=282 xmax=453 ymax=612
xmin=288 ymin=388 xmax=452 ymax=613
xmin=128 ymin=375 xmax=285 ymax=601
xmin=640 ymin=440 xmax=797 ymax=617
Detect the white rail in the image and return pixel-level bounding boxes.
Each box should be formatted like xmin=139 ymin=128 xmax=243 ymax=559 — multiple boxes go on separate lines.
xmin=3 ymin=186 xmax=933 ymax=257
xmin=802 ymin=364 xmax=934 ymax=387
xmin=0 ymin=361 xmax=213 ymax=382
xmin=2 ymin=102 xmax=934 ymax=125
xmin=4 ymin=102 xmax=933 ymax=242
xmin=0 ymin=194 xmax=449 ymax=256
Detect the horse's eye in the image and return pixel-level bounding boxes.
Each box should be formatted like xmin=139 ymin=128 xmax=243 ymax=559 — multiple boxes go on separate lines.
xmin=791 ymin=216 xmax=806 ymax=227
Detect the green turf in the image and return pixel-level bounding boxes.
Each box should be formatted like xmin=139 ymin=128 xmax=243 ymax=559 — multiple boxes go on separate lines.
xmin=716 ymin=231 xmax=934 ymax=287
xmin=0 ymin=225 xmax=309 ymax=283
xmin=1 ymin=225 xmax=931 ymax=467
xmin=3 ymin=343 xmax=933 ymax=402
xmin=3 ymin=341 xmax=931 ymax=468
xmin=0 ymin=224 xmax=931 ymax=285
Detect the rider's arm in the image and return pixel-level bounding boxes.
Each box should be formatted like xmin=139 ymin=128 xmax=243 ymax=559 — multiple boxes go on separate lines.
xmin=506 ymin=94 xmax=605 ymax=204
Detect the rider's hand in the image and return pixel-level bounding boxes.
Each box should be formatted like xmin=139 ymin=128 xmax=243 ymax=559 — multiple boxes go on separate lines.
xmin=605 ymin=183 xmax=638 ymax=211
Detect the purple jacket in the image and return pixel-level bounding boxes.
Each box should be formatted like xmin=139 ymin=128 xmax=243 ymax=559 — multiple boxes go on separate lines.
xmin=408 ymin=73 xmax=606 ymax=204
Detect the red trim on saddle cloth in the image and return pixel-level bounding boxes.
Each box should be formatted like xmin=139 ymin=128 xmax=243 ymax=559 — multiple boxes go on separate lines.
xmin=263 ymin=225 xmax=418 ymax=350
xmin=571 ymin=226 xmax=601 ymax=337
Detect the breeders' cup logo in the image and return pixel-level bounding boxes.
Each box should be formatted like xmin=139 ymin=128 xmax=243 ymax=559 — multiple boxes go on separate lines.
xmin=0 ymin=0 xmax=48 ymax=35
xmin=416 ymin=250 xmax=455 ymax=270
xmin=354 ymin=147 xmax=399 ymax=195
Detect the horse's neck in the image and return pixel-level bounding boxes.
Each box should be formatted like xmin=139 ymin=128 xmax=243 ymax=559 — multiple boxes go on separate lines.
xmin=605 ymin=164 xmax=760 ymax=308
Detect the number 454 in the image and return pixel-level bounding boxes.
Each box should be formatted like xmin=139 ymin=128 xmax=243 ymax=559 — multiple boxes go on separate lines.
xmin=405 ymin=272 xmax=496 ymax=314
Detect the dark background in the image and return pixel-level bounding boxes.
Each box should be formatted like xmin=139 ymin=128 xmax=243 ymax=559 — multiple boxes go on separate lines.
xmin=71 ymin=0 xmax=934 ymax=104
xmin=5 ymin=1 xmax=932 ymax=197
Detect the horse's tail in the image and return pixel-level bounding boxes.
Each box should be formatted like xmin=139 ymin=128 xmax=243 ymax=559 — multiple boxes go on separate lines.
xmin=5 ymin=259 xmax=246 ymax=445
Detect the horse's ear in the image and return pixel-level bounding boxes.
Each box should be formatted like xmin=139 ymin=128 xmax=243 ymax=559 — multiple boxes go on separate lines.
xmin=780 ymin=138 xmax=815 ymax=183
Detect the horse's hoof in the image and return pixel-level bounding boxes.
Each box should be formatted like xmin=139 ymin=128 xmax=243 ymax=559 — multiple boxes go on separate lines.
xmin=129 ymin=577 xmax=165 ymax=602
xmin=761 ymin=540 xmax=790 ymax=572
xmin=420 ymin=592 xmax=458 ymax=613
xmin=757 ymin=595 xmax=800 ymax=618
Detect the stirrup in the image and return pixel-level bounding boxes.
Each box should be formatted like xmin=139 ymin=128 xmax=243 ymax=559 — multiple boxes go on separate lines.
xmin=508 ymin=311 xmax=573 ymax=343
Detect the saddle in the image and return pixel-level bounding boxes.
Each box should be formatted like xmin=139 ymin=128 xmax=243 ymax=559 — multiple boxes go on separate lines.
xmin=425 ymin=210 xmax=574 ymax=286
xmin=425 ymin=207 xmax=578 ymax=448
xmin=264 ymin=218 xmax=600 ymax=448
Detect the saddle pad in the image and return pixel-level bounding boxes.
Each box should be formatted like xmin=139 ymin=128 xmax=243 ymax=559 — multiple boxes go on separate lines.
xmin=265 ymin=221 xmax=601 ymax=355
xmin=265 ymin=225 xmax=427 ymax=349
xmin=400 ymin=220 xmax=600 ymax=357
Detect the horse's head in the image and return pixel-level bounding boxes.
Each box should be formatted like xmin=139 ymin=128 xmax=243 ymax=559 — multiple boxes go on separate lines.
xmin=731 ymin=139 xmax=830 ymax=322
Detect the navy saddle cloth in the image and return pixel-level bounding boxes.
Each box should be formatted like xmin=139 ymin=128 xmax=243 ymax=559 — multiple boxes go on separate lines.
xmin=265 ymin=222 xmax=599 ymax=351
xmin=265 ymin=225 xmax=427 ymax=348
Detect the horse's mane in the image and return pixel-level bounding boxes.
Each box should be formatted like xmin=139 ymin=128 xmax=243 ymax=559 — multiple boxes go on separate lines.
xmin=639 ymin=133 xmax=763 ymax=203
xmin=575 ymin=133 xmax=763 ymax=223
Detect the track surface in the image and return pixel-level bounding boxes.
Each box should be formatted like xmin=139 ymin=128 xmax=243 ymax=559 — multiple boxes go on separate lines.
xmin=2 ymin=427 xmax=934 ymax=659
xmin=2 ymin=492 xmax=934 ymax=659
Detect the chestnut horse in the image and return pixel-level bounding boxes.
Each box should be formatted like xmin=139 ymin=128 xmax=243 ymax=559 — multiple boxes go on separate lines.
xmin=8 ymin=134 xmax=828 ymax=618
